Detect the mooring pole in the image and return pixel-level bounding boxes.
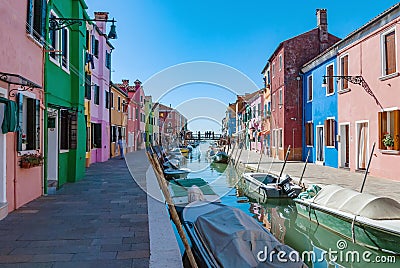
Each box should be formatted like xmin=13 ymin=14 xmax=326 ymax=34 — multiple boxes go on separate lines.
xmin=278 ymin=145 xmax=291 ymax=183
xmin=360 ymin=142 xmax=376 ymax=193
xmin=299 ymin=149 xmax=310 ymax=187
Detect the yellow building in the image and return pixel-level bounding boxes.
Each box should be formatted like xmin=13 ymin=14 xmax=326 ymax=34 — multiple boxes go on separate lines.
xmin=110 ymin=83 xmax=128 ymax=158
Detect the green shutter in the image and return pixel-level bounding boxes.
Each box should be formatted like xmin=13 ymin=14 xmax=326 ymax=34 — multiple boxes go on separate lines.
xmin=26 ymin=0 xmax=33 ymax=32
xmin=17 ymin=94 xmax=23 ymax=151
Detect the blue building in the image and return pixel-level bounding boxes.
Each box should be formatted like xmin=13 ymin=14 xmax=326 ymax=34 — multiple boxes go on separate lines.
xmin=301 ymin=49 xmax=339 ymax=168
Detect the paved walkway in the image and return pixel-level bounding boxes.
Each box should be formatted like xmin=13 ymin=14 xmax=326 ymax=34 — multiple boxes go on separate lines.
xmin=230 ymin=147 xmax=400 ymax=201
xmin=0 ymin=152 xmax=150 ymax=267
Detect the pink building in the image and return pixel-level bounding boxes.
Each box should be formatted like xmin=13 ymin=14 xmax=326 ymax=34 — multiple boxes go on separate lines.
xmin=85 ymin=12 xmax=114 ymax=165
xmin=0 ymin=1 xmax=45 ymax=219
xmin=248 ymin=90 xmax=263 ymax=152
xmin=118 ymin=79 xmax=145 ymax=151
xmin=337 ymin=4 xmax=400 ymax=181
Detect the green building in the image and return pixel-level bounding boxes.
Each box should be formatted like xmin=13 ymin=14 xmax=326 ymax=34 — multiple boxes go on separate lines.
xmin=145 ymin=96 xmax=153 ymax=147
xmin=44 ymin=0 xmax=88 ymax=192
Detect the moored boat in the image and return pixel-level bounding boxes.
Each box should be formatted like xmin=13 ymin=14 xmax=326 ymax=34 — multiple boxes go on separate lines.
xmin=211 ymin=151 xmax=229 ymax=164
xmin=168 ymin=178 xmax=220 ymax=206
xmin=181 ymin=201 xmax=306 ymax=267
xmin=163 ymin=167 xmax=191 ymax=180
xmin=294 ymin=184 xmax=400 ymax=254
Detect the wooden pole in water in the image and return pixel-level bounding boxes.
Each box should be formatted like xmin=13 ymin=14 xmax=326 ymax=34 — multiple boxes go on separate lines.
xmin=360 ymin=142 xmax=376 ymax=193
xmin=299 ymin=149 xmax=310 ymax=187
xmin=278 ymin=145 xmax=291 ymax=183
xmin=235 ymin=146 xmax=244 ymax=169
xmin=256 ymin=152 xmax=263 ymax=172
xmin=146 ymin=152 xmax=198 ymax=268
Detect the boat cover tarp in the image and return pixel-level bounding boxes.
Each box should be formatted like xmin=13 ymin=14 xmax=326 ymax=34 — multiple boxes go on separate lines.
xmin=195 ymin=206 xmax=304 ymax=267
xmin=313 ymin=185 xmax=400 ymax=220
xmin=170 ymin=178 xmax=216 ymax=197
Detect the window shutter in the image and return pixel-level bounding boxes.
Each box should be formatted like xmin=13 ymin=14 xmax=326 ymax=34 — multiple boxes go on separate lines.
xmin=324 ymin=120 xmax=328 ymax=146
xmin=35 ymin=99 xmax=40 ymax=149
xmin=305 ymin=123 xmax=310 ymax=146
xmin=94 ymin=39 xmax=99 ymax=57
xmin=311 ymin=123 xmax=314 ymax=146
xmin=40 ymin=0 xmax=47 ymax=39
xmin=69 ymin=111 xmax=77 ymax=149
xmin=26 ymin=0 xmax=33 ymax=32
xmin=378 ymin=112 xmax=384 ymax=149
xmin=342 ymin=56 xmax=349 ymax=89
xmin=385 ymin=32 xmax=396 ymax=75
xmin=17 ymin=94 xmax=23 ymax=151
xmin=394 ymin=110 xmax=400 ymax=151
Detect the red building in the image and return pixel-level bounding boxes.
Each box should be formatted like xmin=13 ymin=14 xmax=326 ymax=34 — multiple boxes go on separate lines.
xmin=262 ymin=9 xmax=340 ymax=160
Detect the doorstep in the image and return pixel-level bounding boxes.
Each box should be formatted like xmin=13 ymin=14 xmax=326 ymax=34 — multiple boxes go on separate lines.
xmin=0 ymin=202 xmax=8 ymax=221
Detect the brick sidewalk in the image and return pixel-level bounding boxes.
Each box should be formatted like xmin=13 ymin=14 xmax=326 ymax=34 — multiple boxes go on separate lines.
xmin=0 ymin=152 xmax=150 ymax=268
xmin=231 ymin=147 xmax=400 ymax=201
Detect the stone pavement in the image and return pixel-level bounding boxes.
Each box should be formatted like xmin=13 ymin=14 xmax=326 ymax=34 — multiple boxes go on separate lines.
xmin=231 ymin=147 xmax=400 ymax=201
xmin=0 ymin=152 xmax=150 ymax=268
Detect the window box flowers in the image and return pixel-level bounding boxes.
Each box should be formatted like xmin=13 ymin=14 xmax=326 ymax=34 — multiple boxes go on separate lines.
xmin=19 ymin=153 xmax=44 ymax=169
xmin=382 ymin=133 xmax=394 ymax=150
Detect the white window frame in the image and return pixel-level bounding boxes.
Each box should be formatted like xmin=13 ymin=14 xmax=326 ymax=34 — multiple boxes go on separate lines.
xmin=49 ymin=10 xmax=60 ymax=66
xmin=325 ymin=63 xmax=335 ymax=96
xmin=380 ymin=27 xmax=398 ymax=79
xmin=278 ymin=88 xmax=283 ymax=107
xmin=278 ymin=128 xmax=283 ymax=149
xmin=307 ymin=74 xmax=313 ymax=102
xmin=272 ymin=63 xmax=275 ymax=78
xmin=355 ymin=120 xmax=369 ymax=170
xmin=326 ymin=117 xmax=336 ymax=148
xmin=306 ymin=121 xmax=314 ymax=147
xmin=278 ymin=54 xmax=282 ymax=71
xmin=61 ymin=27 xmax=70 ymax=74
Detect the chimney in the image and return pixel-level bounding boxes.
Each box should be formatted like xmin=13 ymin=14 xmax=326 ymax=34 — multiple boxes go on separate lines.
xmin=94 ymin=12 xmax=109 ymax=33
xmin=316 ymin=9 xmax=329 ymax=52
xmin=122 ymin=79 xmax=129 ymax=86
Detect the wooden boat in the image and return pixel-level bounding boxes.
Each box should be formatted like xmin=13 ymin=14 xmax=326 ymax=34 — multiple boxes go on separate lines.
xmin=181 ymin=201 xmax=306 ymax=267
xmin=168 ymin=178 xmax=220 ymax=207
xmin=241 ymin=173 xmax=303 ymax=200
xmin=212 ymin=151 xmax=229 ymax=164
xmin=294 ymin=184 xmax=400 ymax=254
xmin=163 ymin=167 xmax=191 ymax=180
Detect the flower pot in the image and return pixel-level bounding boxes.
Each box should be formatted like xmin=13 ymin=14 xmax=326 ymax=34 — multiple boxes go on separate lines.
xmin=386 ymin=146 xmax=394 ymax=150
xmin=20 ymin=162 xmax=31 ymax=169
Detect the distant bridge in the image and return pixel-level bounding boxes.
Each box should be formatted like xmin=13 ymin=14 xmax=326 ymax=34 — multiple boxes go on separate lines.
xmin=184 ymin=133 xmax=223 ymax=141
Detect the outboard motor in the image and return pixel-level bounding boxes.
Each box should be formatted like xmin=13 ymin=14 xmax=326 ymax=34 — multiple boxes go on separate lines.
xmin=278 ymin=175 xmax=299 ymax=198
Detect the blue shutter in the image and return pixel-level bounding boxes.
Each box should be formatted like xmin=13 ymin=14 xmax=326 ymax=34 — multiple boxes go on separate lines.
xmin=40 ymin=0 xmax=47 ymax=40
xmin=17 ymin=94 xmax=23 ymax=151
xmin=26 ymin=0 xmax=33 ymax=33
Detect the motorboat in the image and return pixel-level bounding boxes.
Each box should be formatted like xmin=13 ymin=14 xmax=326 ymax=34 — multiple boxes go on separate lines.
xmin=163 ymin=167 xmax=191 ymax=180
xmin=241 ymin=173 xmax=303 ymax=200
xmin=181 ymin=201 xmax=306 ymax=267
xmin=294 ymin=184 xmax=400 ymax=254
xmin=211 ymin=151 xmax=229 ymax=164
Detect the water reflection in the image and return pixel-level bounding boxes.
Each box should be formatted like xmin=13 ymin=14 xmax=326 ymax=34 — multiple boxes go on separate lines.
xmin=179 ymin=142 xmax=399 ymax=267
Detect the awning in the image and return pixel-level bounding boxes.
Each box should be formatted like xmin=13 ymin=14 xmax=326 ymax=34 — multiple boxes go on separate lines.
xmin=0 ymin=97 xmax=18 ymax=134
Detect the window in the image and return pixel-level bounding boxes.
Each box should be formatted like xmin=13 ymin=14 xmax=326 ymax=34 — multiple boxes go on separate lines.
xmin=105 ymin=51 xmax=111 ymax=69
xmin=325 ymin=119 xmax=335 ymax=147
xmin=17 ymin=94 xmax=40 ymax=151
xmin=305 ymin=122 xmax=313 ymax=146
xmin=378 ymin=110 xmax=400 ymax=150
xmin=278 ymin=129 xmax=283 ymax=148
xmin=93 ymin=38 xmax=99 ymax=58
xmin=91 ymin=123 xmax=102 ymax=148
xmin=272 ymin=93 xmax=276 ymax=110
xmin=105 ymin=91 xmax=110 ymax=109
xmin=60 ymin=110 xmax=77 ymax=150
xmin=26 ymin=0 xmax=46 ymax=42
xmin=110 ymin=92 xmax=114 ymax=109
xmin=279 ymin=54 xmax=282 ymax=71
xmin=111 ymin=126 xmax=117 ymax=142
xmin=272 ymin=63 xmax=275 ymax=77
xmin=340 ymin=55 xmax=349 ymax=90
xmin=279 ymin=88 xmax=283 ymax=106
xmin=94 ymin=85 xmax=99 ymax=105
xmin=326 ymin=64 xmax=334 ymax=95
xmin=49 ymin=12 xmax=60 ymax=62
xmin=61 ymin=28 xmax=69 ymax=70
xmin=117 ymin=96 xmax=121 ymax=111
xmin=85 ymin=73 xmax=91 ymax=100
xmin=168 ymin=113 xmax=172 ymax=119
xmin=272 ymin=129 xmax=276 ymax=147
xmin=382 ymin=30 xmax=396 ymax=76
xmin=136 ymin=108 xmax=139 ymax=120
xmin=258 ymin=103 xmax=261 ymax=116
xmin=307 ymin=75 xmax=313 ymax=101
xmin=266 ymin=70 xmax=271 ymax=85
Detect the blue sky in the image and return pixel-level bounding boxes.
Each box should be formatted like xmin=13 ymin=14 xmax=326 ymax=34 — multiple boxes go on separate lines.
xmin=86 ymin=0 xmax=399 ymax=132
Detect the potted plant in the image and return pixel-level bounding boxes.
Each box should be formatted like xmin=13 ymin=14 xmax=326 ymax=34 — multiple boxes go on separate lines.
xmin=19 ymin=153 xmax=44 ymax=169
xmin=382 ymin=133 xmax=394 ymax=150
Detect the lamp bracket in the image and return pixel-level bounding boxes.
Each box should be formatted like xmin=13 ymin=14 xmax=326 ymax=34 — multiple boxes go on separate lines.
xmin=49 ymin=18 xmax=117 ymax=31
xmin=9 ymin=86 xmax=35 ymax=98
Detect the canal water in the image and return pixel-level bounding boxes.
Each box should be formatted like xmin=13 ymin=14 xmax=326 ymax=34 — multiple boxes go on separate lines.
xmin=172 ymin=142 xmax=399 ymax=267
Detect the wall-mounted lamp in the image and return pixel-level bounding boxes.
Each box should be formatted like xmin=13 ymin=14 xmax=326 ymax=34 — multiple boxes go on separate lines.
xmin=49 ymin=17 xmax=117 ymax=39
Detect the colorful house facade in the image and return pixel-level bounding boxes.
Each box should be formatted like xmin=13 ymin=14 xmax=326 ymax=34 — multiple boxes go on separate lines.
xmin=144 ymin=96 xmax=153 ymax=147
xmin=44 ymin=0 xmax=88 ymax=192
xmin=0 ymin=0 xmax=45 ymax=219
xmin=109 ymin=82 xmax=128 ymax=158
xmin=302 ymin=52 xmax=339 ymax=168
xmin=260 ymin=65 xmax=272 ymax=156
xmin=263 ymin=9 xmax=340 ymax=160
xmin=335 ymin=4 xmax=400 ymax=181
xmin=84 ymin=12 xmax=114 ymax=166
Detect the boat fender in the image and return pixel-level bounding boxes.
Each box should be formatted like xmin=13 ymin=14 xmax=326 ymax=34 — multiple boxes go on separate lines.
xmin=188 ymin=185 xmax=205 ymax=203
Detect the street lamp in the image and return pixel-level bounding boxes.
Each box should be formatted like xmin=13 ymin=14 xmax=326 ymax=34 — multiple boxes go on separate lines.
xmin=49 ymin=17 xmax=117 ymax=39
xmin=321 ymin=75 xmax=383 ymax=109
